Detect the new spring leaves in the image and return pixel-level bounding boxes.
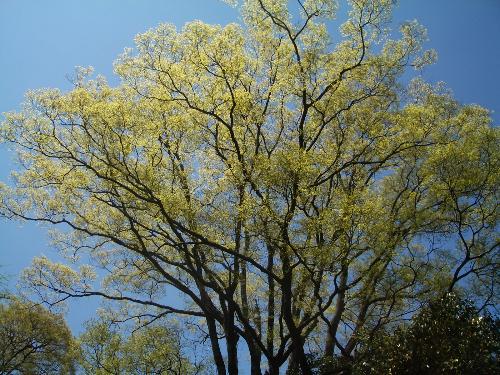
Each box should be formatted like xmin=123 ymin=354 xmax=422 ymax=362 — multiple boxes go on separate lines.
xmin=0 ymin=1 xmax=498 ymax=374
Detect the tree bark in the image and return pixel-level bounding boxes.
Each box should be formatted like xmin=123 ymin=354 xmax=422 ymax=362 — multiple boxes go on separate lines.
xmin=325 ymin=266 xmax=348 ymax=356
xmin=225 ymin=310 xmax=239 ymax=375
xmin=207 ymin=315 xmax=226 ymax=375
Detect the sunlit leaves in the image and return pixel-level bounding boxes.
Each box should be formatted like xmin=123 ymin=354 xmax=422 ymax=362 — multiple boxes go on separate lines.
xmin=0 ymin=1 xmax=498 ymax=373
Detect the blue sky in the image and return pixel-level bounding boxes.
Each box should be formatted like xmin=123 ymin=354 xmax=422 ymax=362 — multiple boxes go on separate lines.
xmin=1 ymin=0 xmax=499 ymax=337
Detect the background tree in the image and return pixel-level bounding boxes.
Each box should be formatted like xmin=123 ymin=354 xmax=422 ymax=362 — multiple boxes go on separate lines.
xmin=0 ymin=0 xmax=498 ymax=374
xmin=0 ymin=269 xmax=8 ymax=301
xmin=350 ymin=293 xmax=499 ymax=374
xmin=79 ymin=319 xmax=204 ymax=375
xmin=0 ymin=299 xmax=76 ymax=374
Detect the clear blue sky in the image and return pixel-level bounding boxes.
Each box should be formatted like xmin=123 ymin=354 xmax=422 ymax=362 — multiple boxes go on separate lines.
xmin=1 ymin=0 xmax=499 ymax=339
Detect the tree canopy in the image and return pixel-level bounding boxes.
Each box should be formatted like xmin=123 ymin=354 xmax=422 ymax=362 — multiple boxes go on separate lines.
xmin=0 ymin=299 xmax=76 ymax=374
xmin=0 ymin=270 xmax=8 ymax=301
xmin=350 ymin=293 xmax=499 ymax=374
xmin=78 ymin=320 xmax=203 ymax=375
xmin=0 ymin=0 xmax=498 ymax=374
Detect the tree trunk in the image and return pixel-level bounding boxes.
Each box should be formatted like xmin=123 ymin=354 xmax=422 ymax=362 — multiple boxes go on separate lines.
xmin=249 ymin=342 xmax=262 ymax=375
xmin=325 ymin=267 xmax=348 ymax=356
xmin=225 ymin=309 xmax=239 ymax=375
xmin=207 ymin=316 xmax=226 ymax=375
xmin=280 ymin=249 xmax=312 ymax=375
xmin=266 ymin=244 xmax=275 ymax=356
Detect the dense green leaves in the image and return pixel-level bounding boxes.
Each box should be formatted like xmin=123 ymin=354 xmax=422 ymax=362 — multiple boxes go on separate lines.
xmin=0 ymin=300 xmax=76 ymax=374
xmin=353 ymin=294 xmax=499 ymax=374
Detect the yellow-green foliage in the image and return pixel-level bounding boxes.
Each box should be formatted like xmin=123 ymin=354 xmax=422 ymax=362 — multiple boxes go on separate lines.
xmin=78 ymin=321 xmax=199 ymax=375
xmin=0 ymin=1 xmax=497 ymax=373
xmin=0 ymin=299 xmax=76 ymax=374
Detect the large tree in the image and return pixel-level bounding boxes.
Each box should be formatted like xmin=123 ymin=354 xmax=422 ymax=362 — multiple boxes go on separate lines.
xmin=0 ymin=0 xmax=498 ymax=374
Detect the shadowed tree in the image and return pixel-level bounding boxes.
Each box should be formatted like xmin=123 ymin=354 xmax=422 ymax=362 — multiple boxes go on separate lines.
xmin=0 ymin=0 xmax=498 ymax=373
xmin=349 ymin=293 xmax=499 ymax=374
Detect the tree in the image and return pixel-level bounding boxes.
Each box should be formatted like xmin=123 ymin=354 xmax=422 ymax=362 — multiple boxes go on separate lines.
xmin=0 ymin=0 xmax=498 ymax=374
xmin=351 ymin=293 xmax=499 ymax=374
xmin=0 ymin=269 xmax=8 ymax=301
xmin=78 ymin=320 xmax=205 ymax=374
xmin=0 ymin=299 xmax=76 ymax=374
